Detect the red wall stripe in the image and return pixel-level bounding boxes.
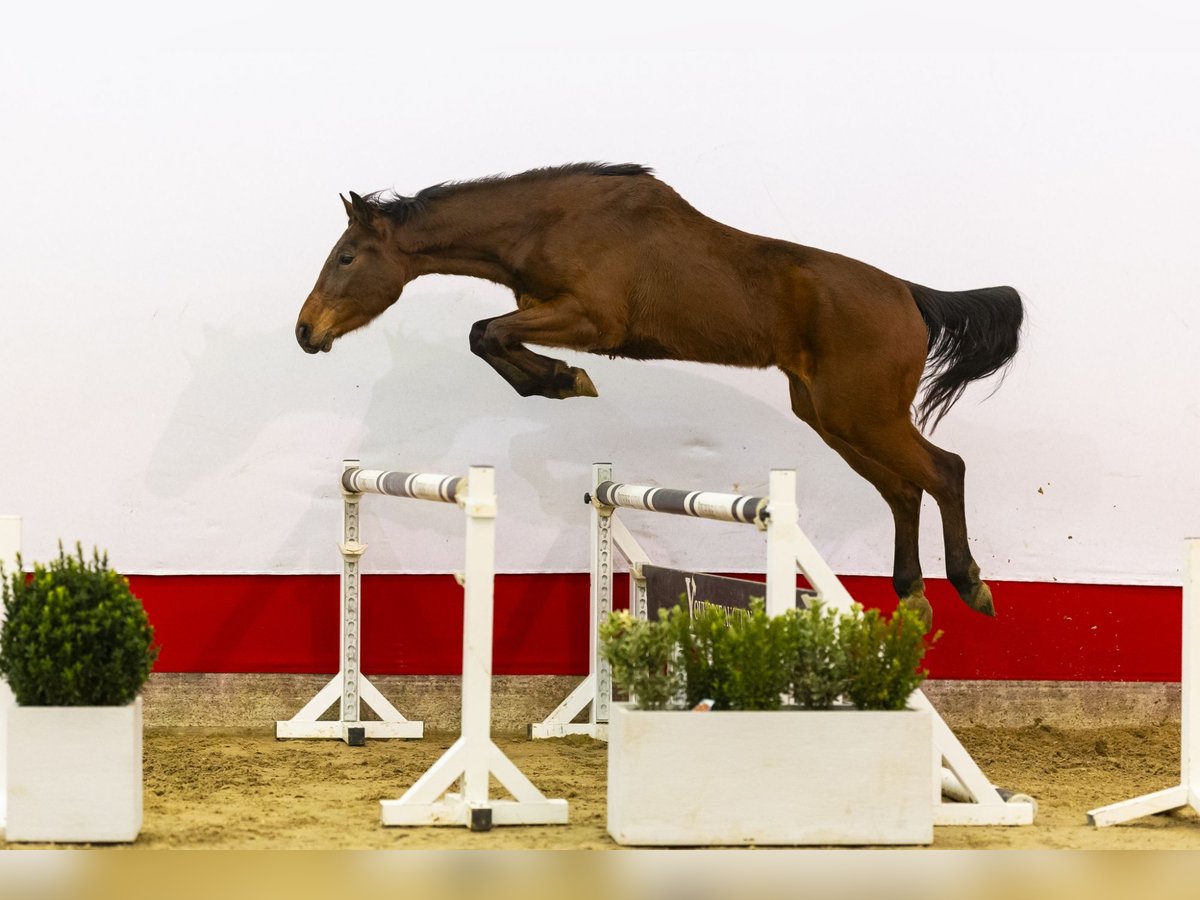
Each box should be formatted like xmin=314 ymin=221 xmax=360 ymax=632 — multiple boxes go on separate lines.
xmin=127 ymin=573 xmax=1181 ymax=682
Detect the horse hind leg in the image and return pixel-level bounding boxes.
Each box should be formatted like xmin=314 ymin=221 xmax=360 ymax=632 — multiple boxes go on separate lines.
xmin=882 ymin=434 xmax=992 ymax=616
xmin=929 ymin=449 xmax=995 ymax=617
xmin=787 ymin=375 xmax=932 ymax=629
xmin=805 ymin=373 xmax=995 ymax=618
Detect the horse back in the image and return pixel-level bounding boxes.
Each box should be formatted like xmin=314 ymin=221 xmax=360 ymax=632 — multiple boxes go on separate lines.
xmin=514 ymin=175 xmax=919 ymax=371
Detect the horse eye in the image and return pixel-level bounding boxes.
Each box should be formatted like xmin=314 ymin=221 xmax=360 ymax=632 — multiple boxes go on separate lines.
xmin=338 ymin=254 xmax=354 ymax=266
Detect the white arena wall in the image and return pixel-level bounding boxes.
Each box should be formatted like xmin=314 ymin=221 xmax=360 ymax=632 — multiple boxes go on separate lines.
xmin=1 ymin=2 xmax=1197 ymax=676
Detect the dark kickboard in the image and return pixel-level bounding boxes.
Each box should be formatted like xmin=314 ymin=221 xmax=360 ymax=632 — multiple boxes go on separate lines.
xmin=644 ymin=565 xmax=817 ymax=618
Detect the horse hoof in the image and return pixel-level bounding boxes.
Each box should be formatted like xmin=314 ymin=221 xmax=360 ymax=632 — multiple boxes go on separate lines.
xmin=899 ymin=593 xmax=933 ymax=632
xmin=965 ymin=581 xmax=996 ymax=617
xmin=571 ymin=368 xmax=598 ymax=397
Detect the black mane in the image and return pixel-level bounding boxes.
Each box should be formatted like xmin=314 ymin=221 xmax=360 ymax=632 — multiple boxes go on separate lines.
xmin=363 ymin=162 xmax=653 ymax=224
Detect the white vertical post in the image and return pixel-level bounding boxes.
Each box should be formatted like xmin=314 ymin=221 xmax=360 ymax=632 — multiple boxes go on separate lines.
xmin=381 ymin=465 xmax=567 ymax=827
xmin=524 ymin=465 xmax=613 ymax=739
xmin=591 ymin=463 xmax=614 ymax=725
xmin=275 ymin=462 xmax=423 ymax=741
xmin=340 ymin=459 xmax=365 ymax=733
xmin=0 ymin=515 xmax=21 ymax=828
xmin=765 ymin=470 xmax=798 ymax=617
xmin=460 ymin=466 xmax=496 ymax=809
xmin=1183 ymin=538 xmax=1199 ymax=792
xmin=1087 ymin=538 xmax=1200 ymax=826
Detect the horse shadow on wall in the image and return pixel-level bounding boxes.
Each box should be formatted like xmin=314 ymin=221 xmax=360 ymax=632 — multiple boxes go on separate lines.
xmin=145 ymin=321 xmax=879 ymax=575
xmin=140 ymin=318 xmax=996 ymax=669
xmin=345 ymin=328 xmax=876 ymax=571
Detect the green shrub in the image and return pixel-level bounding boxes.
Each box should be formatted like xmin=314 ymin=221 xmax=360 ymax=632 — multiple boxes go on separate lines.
xmin=785 ymin=601 xmax=850 ymax=709
xmin=671 ymin=599 xmax=728 ymax=709
xmin=599 ymin=609 xmax=682 ymax=710
xmin=0 ymin=543 xmax=159 ymax=706
xmin=602 ymin=595 xmax=936 ymax=712
xmin=839 ymin=603 xmax=934 ymax=711
xmin=711 ymin=598 xmax=792 ymax=710
xmin=610 ymin=597 xmax=802 ymax=711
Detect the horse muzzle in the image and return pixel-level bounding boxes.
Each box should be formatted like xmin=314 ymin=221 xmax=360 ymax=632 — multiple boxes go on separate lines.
xmin=295 ymin=321 xmax=334 ymax=354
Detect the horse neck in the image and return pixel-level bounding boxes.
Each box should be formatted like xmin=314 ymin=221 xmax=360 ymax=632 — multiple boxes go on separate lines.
xmin=408 ymin=247 xmax=517 ymax=288
xmin=401 ymin=182 xmax=554 ymax=287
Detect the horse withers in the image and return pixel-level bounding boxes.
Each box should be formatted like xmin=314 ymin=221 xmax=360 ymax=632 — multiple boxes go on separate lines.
xmin=295 ymin=163 xmax=1024 ymax=627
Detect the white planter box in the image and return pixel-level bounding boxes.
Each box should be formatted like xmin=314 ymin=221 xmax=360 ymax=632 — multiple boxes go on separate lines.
xmin=607 ymin=703 xmax=934 ymax=846
xmin=5 ymin=697 xmax=143 ymax=843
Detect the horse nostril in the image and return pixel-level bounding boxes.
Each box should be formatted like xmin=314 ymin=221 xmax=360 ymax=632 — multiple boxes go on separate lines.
xmin=296 ymin=322 xmax=311 ymax=345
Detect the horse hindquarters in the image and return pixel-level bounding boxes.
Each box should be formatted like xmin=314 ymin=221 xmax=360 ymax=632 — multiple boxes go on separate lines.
xmin=781 ymin=275 xmax=1001 ymax=619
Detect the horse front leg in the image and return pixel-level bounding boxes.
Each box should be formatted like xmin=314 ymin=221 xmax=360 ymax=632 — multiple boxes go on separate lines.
xmin=469 ymin=297 xmax=603 ymax=399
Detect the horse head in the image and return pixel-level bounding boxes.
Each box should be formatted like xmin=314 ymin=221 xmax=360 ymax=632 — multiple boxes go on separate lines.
xmin=295 ymin=192 xmax=414 ymax=354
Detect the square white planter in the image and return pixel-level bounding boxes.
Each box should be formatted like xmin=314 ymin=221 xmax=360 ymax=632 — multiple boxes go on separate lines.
xmin=5 ymin=697 xmax=143 ymax=843
xmin=607 ymin=703 xmax=934 ymax=846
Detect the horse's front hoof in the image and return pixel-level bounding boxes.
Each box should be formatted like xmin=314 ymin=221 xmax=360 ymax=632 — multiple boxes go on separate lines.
xmin=965 ymin=580 xmax=996 ymax=617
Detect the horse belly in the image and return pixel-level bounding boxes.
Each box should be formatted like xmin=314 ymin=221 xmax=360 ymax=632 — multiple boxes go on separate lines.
xmin=617 ymin=296 xmax=775 ymax=367
xmin=605 ymin=336 xmax=675 ymax=361
xmin=607 ymin=324 xmax=771 ymax=367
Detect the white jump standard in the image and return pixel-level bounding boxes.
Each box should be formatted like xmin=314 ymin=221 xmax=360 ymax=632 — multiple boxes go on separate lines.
xmin=532 ymin=466 xmax=832 ymax=740
xmin=534 ymin=463 xmax=1035 ymax=827
xmin=1 ymin=515 xmax=22 ymax=830
xmin=1087 ymin=538 xmax=1200 ymax=827
xmin=276 ymin=462 xmax=430 ymax=744
xmin=374 ymin=464 xmax=568 ymax=830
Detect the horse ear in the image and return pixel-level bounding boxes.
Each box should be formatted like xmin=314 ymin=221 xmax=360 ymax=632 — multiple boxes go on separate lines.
xmin=344 ymin=190 xmax=392 ymax=237
xmin=348 ymin=191 xmax=375 ymax=227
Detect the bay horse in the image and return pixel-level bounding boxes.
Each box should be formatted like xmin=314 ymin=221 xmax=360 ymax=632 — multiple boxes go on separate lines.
xmin=295 ymin=163 xmax=1023 ymax=626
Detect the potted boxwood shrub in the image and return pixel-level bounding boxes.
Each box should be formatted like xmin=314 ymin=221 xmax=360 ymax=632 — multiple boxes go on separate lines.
xmin=601 ymin=599 xmax=937 ymax=846
xmin=0 ymin=544 xmax=158 ymax=843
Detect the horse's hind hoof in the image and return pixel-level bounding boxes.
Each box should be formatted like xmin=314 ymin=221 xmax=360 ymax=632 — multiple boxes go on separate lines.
xmin=545 ymin=366 xmax=598 ymax=399
xmin=899 ymin=592 xmax=933 ymax=632
xmin=569 ymin=367 xmax=598 ymax=398
xmin=965 ymin=581 xmax=996 ymax=617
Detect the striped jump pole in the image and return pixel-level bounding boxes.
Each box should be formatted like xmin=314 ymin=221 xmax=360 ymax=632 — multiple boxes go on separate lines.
xmin=590 ymin=481 xmax=770 ymax=527
xmin=589 ymin=469 xmax=852 ymax=617
xmin=341 ymin=467 xmax=463 ymax=504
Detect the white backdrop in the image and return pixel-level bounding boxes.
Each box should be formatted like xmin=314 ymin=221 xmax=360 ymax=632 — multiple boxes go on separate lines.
xmin=1 ymin=2 xmax=1197 ymax=585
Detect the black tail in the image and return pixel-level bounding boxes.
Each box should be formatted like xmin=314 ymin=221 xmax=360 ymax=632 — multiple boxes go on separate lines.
xmin=905 ymin=281 xmax=1024 ymax=431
